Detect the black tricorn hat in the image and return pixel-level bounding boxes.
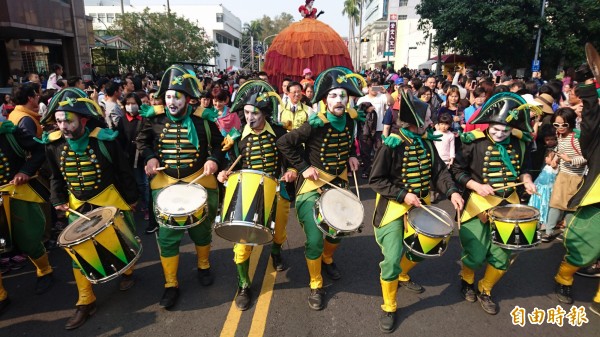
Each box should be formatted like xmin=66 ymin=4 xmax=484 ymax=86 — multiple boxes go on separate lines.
xmin=312 ymin=66 xmax=365 ymax=104
xmin=398 ymin=90 xmax=427 ymax=128
xmin=156 ymin=65 xmax=203 ymax=99
xmin=470 ymin=92 xmax=535 ymax=132
xmin=230 ymin=80 xmax=282 ymax=122
xmin=42 ymin=87 xmax=103 ymax=124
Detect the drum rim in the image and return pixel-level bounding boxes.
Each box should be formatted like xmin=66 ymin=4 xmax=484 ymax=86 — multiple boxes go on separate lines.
xmin=156 ymin=205 xmax=207 ymax=230
xmin=407 ymin=206 xmax=453 ymax=238
xmin=58 ymin=207 xmax=118 ymax=247
xmin=492 ymin=241 xmax=541 ymax=250
xmin=213 ymin=220 xmax=274 ymax=245
xmin=488 ymin=204 xmax=540 ymax=223
xmin=86 ymin=240 xmax=143 ymax=284
xmin=228 ymin=169 xmax=278 ymax=183
xmin=315 ymin=188 xmax=364 ymax=232
xmin=155 ymin=183 xmax=208 ymax=216
xmin=404 ymin=242 xmax=448 ymax=258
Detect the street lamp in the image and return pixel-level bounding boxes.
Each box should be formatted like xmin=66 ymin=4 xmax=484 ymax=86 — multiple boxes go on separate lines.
xmin=259 ymin=34 xmax=278 ymax=71
xmin=533 ymin=0 xmax=547 ymax=71
xmin=407 ymin=46 xmax=417 ymax=68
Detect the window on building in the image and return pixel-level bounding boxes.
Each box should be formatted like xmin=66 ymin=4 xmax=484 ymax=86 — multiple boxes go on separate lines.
xmin=216 ymin=33 xmax=223 ymax=43
xmin=90 ymin=13 xmax=97 ymax=23
xmin=107 ymin=13 xmax=115 ymax=23
xmin=234 ymin=39 xmax=239 ymax=48
xmin=216 ymin=13 xmax=224 ymax=22
xmin=398 ymin=15 xmax=407 ymax=20
xmin=399 ymin=0 xmax=408 ymax=6
xmin=98 ymin=13 xmax=106 ymax=23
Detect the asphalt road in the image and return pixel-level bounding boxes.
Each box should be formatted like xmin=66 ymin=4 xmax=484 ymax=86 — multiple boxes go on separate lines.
xmin=0 ymin=179 xmax=598 ymax=337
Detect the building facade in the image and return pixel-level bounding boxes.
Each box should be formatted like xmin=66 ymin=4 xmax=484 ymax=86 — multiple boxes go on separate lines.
xmin=0 ymin=0 xmax=93 ymax=86
xmin=85 ymin=1 xmax=242 ymax=71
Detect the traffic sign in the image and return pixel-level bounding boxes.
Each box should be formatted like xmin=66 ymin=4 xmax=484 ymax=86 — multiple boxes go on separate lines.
xmin=531 ymin=59 xmax=540 ymax=72
xmin=254 ymin=44 xmax=264 ymax=54
xmin=384 ymin=51 xmax=394 ymax=57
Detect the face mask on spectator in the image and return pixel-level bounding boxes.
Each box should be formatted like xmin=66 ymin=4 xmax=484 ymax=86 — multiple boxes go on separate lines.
xmin=126 ymin=104 xmax=139 ymax=115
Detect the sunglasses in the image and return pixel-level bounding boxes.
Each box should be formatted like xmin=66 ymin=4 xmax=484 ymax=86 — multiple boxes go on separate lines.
xmin=553 ymin=122 xmax=569 ymax=128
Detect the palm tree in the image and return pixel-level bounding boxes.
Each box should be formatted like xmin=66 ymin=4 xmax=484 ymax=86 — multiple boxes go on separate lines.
xmin=243 ymin=20 xmax=263 ymax=41
xmin=342 ymin=0 xmax=360 ymax=69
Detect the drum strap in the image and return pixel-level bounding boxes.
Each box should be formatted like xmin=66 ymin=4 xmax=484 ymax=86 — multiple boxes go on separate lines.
xmin=461 ymin=191 xmax=520 ymax=223
xmin=5 ymin=132 xmax=26 ymax=158
xmin=97 ymin=140 xmax=113 ymax=164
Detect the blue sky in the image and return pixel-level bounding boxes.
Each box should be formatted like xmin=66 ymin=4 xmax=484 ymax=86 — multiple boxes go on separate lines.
xmin=130 ymin=0 xmax=351 ymax=36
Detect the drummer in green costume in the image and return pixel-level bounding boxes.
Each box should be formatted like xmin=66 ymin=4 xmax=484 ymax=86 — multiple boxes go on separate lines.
xmin=552 ymin=69 xmax=600 ymax=317
xmin=277 ymin=66 xmax=364 ymax=311
xmin=136 ymin=65 xmax=225 ymax=309
xmin=41 ymin=88 xmax=139 ymax=329
xmin=369 ymin=89 xmax=463 ymax=333
xmin=450 ymin=92 xmax=538 ymax=315
xmin=217 ymin=80 xmax=297 ymax=311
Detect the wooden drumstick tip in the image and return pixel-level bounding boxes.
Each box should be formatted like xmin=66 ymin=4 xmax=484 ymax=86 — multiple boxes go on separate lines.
xmin=155 ymin=167 xmax=167 ymax=171
xmin=68 ymin=208 xmax=91 ymax=221
xmin=225 ymin=155 xmax=243 ymax=175
xmin=421 ymin=205 xmax=453 ymax=228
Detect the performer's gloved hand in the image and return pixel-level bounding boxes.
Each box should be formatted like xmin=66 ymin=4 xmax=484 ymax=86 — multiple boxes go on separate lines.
xmin=204 ymin=160 xmax=218 ymax=176
xmin=404 ymin=193 xmax=422 ymax=207
xmin=145 ymin=158 xmax=160 ymax=176
xmin=221 ymin=136 xmax=235 ymax=151
xmin=217 ymin=170 xmax=229 ymax=184
xmin=55 ymin=203 xmax=69 ymax=211
xmin=10 ymin=172 xmax=30 ymax=186
xmin=282 ymin=120 xmax=293 ymax=131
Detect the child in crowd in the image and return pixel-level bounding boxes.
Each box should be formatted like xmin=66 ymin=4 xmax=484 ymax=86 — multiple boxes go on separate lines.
xmin=433 ymin=113 xmax=455 ymax=167
xmin=212 ymin=90 xmax=241 ymax=137
xmin=528 ymin=148 xmax=558 ymax=235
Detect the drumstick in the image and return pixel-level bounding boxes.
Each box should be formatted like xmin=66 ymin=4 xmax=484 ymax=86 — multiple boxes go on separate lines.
xmin=456 ymin=207 xmax=461 ymax=230
xmin=0 ymin=175 xmax=39 ymax=190
xmin=421 ymin=205 xmax=453 ymax=228
xmin=68 ymin=208 xmax=91 ymax=221
xmin=226 ymin=155 xmax=243 ymax=175
xmin=317 ymin=178 xmax=347 ymax=193
xmin=352 ymin=170 xmax=360 ymax=199
xmin=187 ymin=172 xmax=207 ymax=186
xmin=155 ymin=167 xmax=167 ymax=171
xmin=491 ymin=182 xmax=526 ymax=192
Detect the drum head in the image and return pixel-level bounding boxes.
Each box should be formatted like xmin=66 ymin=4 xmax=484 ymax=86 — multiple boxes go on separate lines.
xmin=156 ymin=183 xmax=207 ymax=215
xmin=407 ymin=207 xmax=453 ymax=236
xmin=489 ymin=205 xmax=539 ymax=221
xmin=58 ymin=207 xmax=116 ymax=245
xmin=319 ymin=189 xmax=364 ymax=231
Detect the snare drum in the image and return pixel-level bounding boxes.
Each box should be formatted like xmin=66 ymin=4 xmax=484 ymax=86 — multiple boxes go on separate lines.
xmin=404 ymin=206 xmax=453 ymax=258
xmin=0 ymin=196 xmax=11 ymax=253
xmin=58 ymin=207 xmax=142 ymax=283
xmin=155 ymin=183 xmax=208 ymax=229
xmin=313 ymin=188 xmax=364 ymax=238
xmin=489 ymin=204 xmax=540 ymax=250
xmin=214 ymin=170 xmax=278 ymax=245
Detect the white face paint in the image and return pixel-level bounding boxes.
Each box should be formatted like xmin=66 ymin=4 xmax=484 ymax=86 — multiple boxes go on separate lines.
xmin=243 ymin=105 xmax=266 ymax=131
xmin=326 ymin=88 xmax=349 ymax=117
xmin=488 ymin=123 xmax=512 ymax=142
xmin=165 ymin=89 xmax=187 ymax=117
xmin=55 ymin=111 xmax=85 ymax=139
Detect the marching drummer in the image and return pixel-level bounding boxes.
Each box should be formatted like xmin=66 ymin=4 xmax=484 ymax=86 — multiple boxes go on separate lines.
xmin=450 ymin=92 xmax=537 ymax=315
xmin=40 ymin=88 xmax=139 ymax=330
xmin=216 ymin=80 xmax=297 ymax=311
xmin=277 ymin=66 xmax=363 ymax=311
xmin=369 ymin=89 xmax=463 ymax=333
xmin=136 ymin=65 xmax=225 ymax=309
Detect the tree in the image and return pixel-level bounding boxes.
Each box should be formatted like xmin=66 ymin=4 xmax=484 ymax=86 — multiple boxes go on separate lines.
xmin=243 ymin=20 xmax=263 ymax=41
xmin=342 ymin=0 xmax=360 ymax=67
xmin=416 ymin=0 xmax=600 ymax=74
xmin=110 ymin=8 xmax=219 ymax=74
xmin=257 ymin=13 xmax=295 ymax=42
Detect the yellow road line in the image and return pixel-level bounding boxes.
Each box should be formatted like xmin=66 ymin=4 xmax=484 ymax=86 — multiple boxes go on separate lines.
xmin=219 ymin=245 xmax=264 ymax=337
xmin=248 ymin=255 xmax=277 ymax=337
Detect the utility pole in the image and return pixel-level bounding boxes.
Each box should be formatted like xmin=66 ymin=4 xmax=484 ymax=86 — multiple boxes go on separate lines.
xmin=533 ymin=0 xmax=546 ymax=66
xmin=357 ymin=0 xmax=364 ymax=72
xmin=120 ymin=0 xmax=124 ymax=14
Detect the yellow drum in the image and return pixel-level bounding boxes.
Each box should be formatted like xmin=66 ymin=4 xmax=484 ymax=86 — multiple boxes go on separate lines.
xmin=155 ymin=183 xmax=208 ymax=229
xmin=214 ymin=170 xmax=278 ymax=245
xmin=489 ymin=204 xmax=540 ymax=250
xmin=404 ymin=206 xmax=453 ymax=258
xmin=58 ymin=207 xmax=142 ymax=283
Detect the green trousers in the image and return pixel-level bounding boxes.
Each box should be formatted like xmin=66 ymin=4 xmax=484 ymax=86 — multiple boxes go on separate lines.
xmin=563 ymin=205 xmax=600 ymax=267
xmin=296 ymin=191 xmax=341 ymax=260
xmin=374 ymin=217 xmax=424 ymax=281
xmin=153 ymin=187 xmax=218 ymax=257
xmin=8 ymin=198 xmax=47 ymax=259
xmin=459 ymin=216 xmax=512 ymax=271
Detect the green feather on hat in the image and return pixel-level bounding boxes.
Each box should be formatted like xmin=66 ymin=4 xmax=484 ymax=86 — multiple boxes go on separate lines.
xmin=470 ymin=92 xmax=539 ymax=132
xmin=42 ymin=87 xmax=103 ymax=124
xmin=156 ymin=64 xmax=203 ymax=99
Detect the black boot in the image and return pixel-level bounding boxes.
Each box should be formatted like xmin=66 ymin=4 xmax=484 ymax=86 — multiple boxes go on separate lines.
xmin=35 ymin=272 xmax=55 ymax=294
xmin=477 ymin=292 xmax=498 ymax=315
xmin=379 ymin=310 xmax=396 ymax=333
xmin=235 ymin=287 xmax=252 ymax=311
xmin=460 ymin=280 xmax=477 ymax=303
xmin=198 ymin=268 xmax=214 ymax=286
xmin=64 ymin=302 xmax=96 ymax=330
xmin=554 ymin=283 xmax=573 ymax=304
xmin=271 ymin=253 xmax=287 ymax=272
xmin=308 ymin=288 xmax=326 ymax=310
xmin=159 ymin=287 xmax=179 ymax=309
xmin=322 ymin=262 xmax=341 ymax=280
xmin=0 ymin=297 xmax=10 ymax=316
